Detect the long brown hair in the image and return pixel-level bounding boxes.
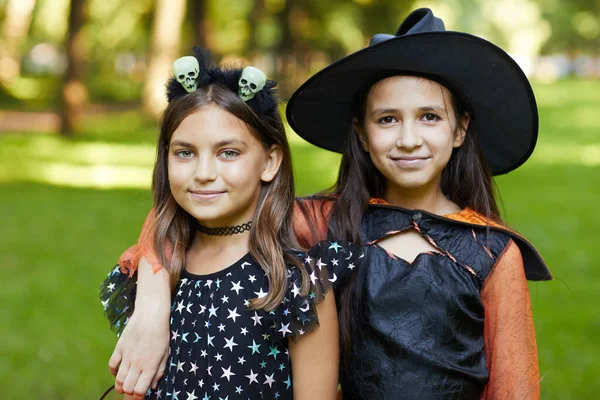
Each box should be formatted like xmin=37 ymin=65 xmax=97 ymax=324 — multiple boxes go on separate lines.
xmin=330 ymin=75 xmax=502 ymax=360
xmin=152 ymin=83 xmax=307 ymax=311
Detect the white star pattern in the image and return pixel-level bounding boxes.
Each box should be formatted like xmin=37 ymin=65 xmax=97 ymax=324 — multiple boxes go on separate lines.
xmin=254 ymin=288 xmax=267 ymax=298
xmin=189 ymin=362 xmax=198 ymax=375
xmin=291 ymin=283 xmax=301 ymax=298
xmin=224 ymin=336 xmax=238 ymax=351
xmin=221 ymin=366 xmax=235 ymax=382
xmin=316 ymin=258 xmax=327 ymax=270
xmin=245 ymin=369 xmax=259 ymax=384
xmin=99 ymin=240 xmax=363 ymax=398
xmin=208 ymin=304 xmax=219 ymax=318
xmin=309 ymin=270 xmax=317 ymax=285
xmin=227 ymin=307 xmax=241 ymax=322
xmin=176 ymin=361 xmax=185 ymax=372
xmin=264 ymin=373 xmax=276 ymax=388
xmin=250 ymin=311 xmax=263 ymax=326
xmin=278 ymin=322 xmax=292 ymax=337
xmin=231 ymin=281 xmax=243 ymax=295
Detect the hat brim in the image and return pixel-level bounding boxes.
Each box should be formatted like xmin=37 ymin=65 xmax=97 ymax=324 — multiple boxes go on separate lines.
xmin=286 ymin=31 xmax=538 ymax=175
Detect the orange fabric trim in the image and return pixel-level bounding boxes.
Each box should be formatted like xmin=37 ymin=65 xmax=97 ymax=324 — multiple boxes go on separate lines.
xmin=481 ymin=240 xmax=541 ymax=399
xmin=292 ymin=198 xmax=335 ymax=250
xmin=117 ymin=208 xmax=170 ymax=275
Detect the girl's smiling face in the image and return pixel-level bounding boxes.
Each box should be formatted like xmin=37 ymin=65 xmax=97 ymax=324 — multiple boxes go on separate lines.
xmin=168 ymin=104 xmax=281 ymax=227
xmin=357 ymin=76 xmax=469 ymax=200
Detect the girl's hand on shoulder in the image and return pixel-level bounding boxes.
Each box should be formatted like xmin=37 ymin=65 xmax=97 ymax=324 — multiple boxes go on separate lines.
xmin=109 ymin=257 xmax=171 ymax=399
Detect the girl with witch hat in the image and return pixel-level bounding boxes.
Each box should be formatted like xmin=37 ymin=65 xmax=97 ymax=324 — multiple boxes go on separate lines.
xmin=99 ymin=47 xmax=362 ymax=399
xmin=107 ymin=8 xmax=552 ymax=399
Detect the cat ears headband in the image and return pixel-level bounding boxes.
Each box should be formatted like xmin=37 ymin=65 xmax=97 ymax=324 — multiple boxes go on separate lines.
xmin=166 ymin=46 xmax=278 ymax=115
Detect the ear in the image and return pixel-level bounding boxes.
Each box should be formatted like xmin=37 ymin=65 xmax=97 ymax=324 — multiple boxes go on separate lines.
xmin=453 ymin=112 xmax=470 ymax=148
xmin=261 ymin=144 xmax=283 ymax=183
xmin=354 ymin=118 xmax=369 ymax=152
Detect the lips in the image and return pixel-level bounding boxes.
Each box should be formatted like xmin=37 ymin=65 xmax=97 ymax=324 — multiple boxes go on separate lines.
xmin=390 ymin=155 xmax=430 ymax=168
xmin=189 ymin=190 xmax=226 ymax=200
xmin=190 ymin=190 xmax=225 ymax=195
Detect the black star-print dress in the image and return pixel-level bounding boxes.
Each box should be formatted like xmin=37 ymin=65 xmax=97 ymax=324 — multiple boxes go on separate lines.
xmin=100 ymin=241 xmax=363 ymax=400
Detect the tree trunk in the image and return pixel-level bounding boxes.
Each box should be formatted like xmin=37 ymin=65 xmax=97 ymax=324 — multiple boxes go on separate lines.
xmin=0 ymin=0 xmax=37 ymax=85
xmin=190 ymin=0 xmax=207 ymax=48
xmin=248 ymin=0 xmax=265 ymax=57
xmin=142 ymin=0 xmax=187 ymax=118
xmin=59 ymin=0 xmax=87 ymax=137
xmin=275 ymin=0 xmax=295 ymax=98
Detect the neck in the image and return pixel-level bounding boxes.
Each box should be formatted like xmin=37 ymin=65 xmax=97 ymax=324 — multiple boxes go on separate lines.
xmin=384 ymin=180 xmax=461 ymax=216
xmin=193 ymin=229 xmax=251 ymax=254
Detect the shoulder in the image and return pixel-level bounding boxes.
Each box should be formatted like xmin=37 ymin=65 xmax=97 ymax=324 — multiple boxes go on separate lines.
xmin=292 ymin=195 xmax=338 ymax=249
xmin=443 ymin=208 xmax=552 ymax=282
xmin=293 ymin=195 xmax=337 ymax=218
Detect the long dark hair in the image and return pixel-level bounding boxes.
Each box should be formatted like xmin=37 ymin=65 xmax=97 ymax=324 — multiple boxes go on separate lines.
xmin=152 ymin=83 xmax=307 ymax=311
xmin=330 ymin=75 xmax=502 ymax=360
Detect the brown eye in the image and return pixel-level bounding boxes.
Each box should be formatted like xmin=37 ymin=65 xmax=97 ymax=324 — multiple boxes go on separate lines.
xmin=422 ymin=113 xmax=440 ymax=122
xmin=379 ymin=116 xmax=397 ymax=124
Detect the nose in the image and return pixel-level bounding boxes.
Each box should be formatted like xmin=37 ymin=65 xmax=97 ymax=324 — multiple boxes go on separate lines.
xmin=194 ymin=153 xmax=217 ymax=182
xmin=396 ymin=122 xmax=423 ymax=150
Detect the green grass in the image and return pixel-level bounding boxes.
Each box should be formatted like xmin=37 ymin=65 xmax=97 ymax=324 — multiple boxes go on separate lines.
xmin=0 ymin=79 xmax=598 ymax=398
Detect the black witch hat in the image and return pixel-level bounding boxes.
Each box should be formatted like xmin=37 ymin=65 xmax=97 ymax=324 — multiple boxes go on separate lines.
xmin=286 ymin=8 xmax=538 ymax=175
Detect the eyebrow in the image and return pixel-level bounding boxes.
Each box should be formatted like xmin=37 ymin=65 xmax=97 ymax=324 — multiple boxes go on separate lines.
xmin=370 ymin=105 xmax=447 ymax=116
xmin=214 ymin=139 xmax=247 ymax=147
xmin=170 ymin=140 xmax=195 ymax=148
xmin=170 ymin=139 xmax=247 ymax=148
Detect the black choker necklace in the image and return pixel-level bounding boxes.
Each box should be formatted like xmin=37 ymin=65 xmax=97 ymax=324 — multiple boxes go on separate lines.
xmin=197 ymin=221 xmax=252 ymax=236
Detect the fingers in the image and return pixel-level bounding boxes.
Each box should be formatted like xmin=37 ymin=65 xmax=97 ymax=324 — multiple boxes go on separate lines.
xmin=151 ymin=350 xmax=169 ymax=390
xmin=108 ymin=347 xmax=123 ymax=377
xmin=121 ymin=367 xmax=142 ymax=397
xmin=132 ymin=371 xmax=154 ymax=399
xmin=114 ymin=360 xmax=130 ymax=394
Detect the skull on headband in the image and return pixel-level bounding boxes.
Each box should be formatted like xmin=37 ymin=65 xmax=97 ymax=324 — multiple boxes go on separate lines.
xmin=173 ymin=56 xmax=199 ymax=93
xmin=238 ymin=66 xmax=266 ymax=101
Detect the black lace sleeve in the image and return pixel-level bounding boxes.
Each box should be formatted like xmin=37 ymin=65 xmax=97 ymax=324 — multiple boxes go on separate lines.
xmin=99 ymin=265 xmax=137 ymax=337
xmin=273 ymin=240 xmax=364 ymax=341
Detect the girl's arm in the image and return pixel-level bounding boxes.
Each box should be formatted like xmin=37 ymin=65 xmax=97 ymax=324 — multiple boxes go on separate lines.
xmin=481 ymin=240 xmax=541 ymax=399
xmin=288 ymin=291 xmax=339 ymax=400
xmin=110 ymin=257 xmax=171 ymax=399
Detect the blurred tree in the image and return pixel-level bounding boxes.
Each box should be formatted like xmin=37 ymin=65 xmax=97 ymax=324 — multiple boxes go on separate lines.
xmin=0 ymin=0 xmax=37 ymax=86
xmin=248 ymin=0 xmax=266 ymax=55
xmin=59 ymin=0 xmax=88 ymax=136
xmin=142 ymin=0 xmax=187 ymax=117
xmin=274 ymin=0 xmax=295 ymax=96
xmin=536 ymin=0 xmax=600 ymax=57
xmin=190 ymin=0 xmax=208 ymax=48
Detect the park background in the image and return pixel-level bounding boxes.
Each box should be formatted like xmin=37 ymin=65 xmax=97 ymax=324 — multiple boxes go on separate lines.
xmin=0 ymin=0 xmax=598 ymax=398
